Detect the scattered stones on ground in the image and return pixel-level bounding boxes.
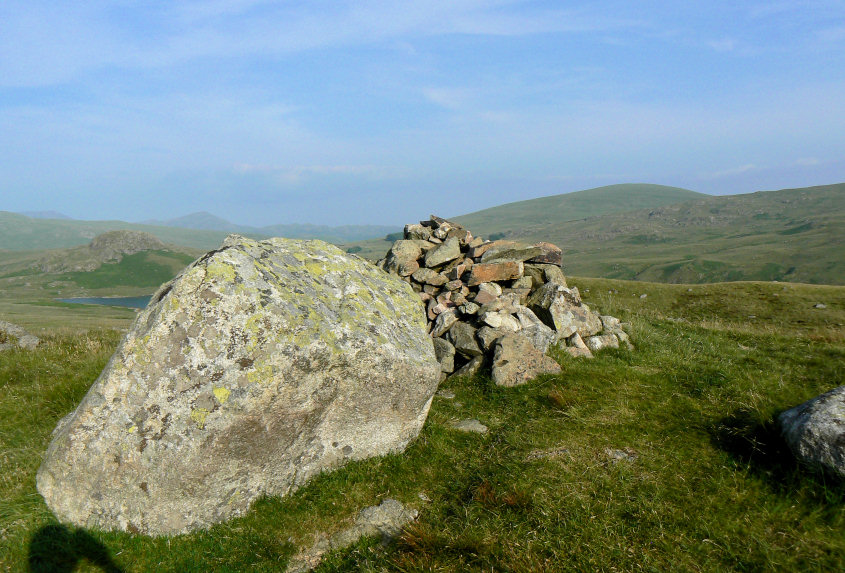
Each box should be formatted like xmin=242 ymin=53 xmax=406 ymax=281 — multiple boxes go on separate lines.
xmin=450 ymin=419 xmax=489 ymax=434
xmin=378 ymin=216 xmax=630 ymax=385
xmin=436 ymin=389 xmax=456 ymax=399
xmin=286 ymin=499 xmax=418 ymax=573
xmin=814 ymin=303 xmax=827 ymax=309
xmin=37 ymin=235 xmax=440 ymax=535
xmin=0 ymin=320 xmax=39 ymax=351
xmin=779 ymin=385 xmax=845 ymax=478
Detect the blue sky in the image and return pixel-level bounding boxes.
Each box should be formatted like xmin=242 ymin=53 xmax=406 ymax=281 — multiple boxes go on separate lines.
xmin=1 ymin=1 xmax=844 ymax=226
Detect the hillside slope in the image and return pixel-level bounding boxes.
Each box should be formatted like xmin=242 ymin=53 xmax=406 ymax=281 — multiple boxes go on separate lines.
xmin=452 ymin=183 xmax=705 ymax=238
xmin=503 ymin=183 xmax=845 ymax=285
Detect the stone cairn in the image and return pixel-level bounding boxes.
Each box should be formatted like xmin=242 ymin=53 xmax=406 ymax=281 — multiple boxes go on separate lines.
xmin=377 ymin=216 xmax=630 ymax=385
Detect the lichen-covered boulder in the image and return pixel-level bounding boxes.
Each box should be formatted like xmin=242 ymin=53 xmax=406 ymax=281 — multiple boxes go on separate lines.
xmin=37 ymin=235 xmax=440 ymax=535
xmin=779 ymin=386 xmax=845 ymax=478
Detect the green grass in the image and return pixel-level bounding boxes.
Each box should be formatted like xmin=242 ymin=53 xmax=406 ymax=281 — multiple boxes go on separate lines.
xmin=343 ymin=182 xmax=845 ymax=285
xmin=2 ymin=279 xmax=845 ymax=571
xmin=64 ymin=251 xmax=196 ymax=289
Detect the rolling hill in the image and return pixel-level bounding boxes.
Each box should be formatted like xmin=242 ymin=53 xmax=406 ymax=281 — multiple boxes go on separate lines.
xmin=452 ymin=183 xmax=706 ymax=238
xmin=342 ymin=182 xmax=845 ymax=285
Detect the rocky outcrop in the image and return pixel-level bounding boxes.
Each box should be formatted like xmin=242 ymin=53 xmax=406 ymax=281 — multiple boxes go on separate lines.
xmin=779 ymin=386 xmax=845 ymax=478
xmin=378 ymin=216 xmax=630 ymax=384
xmin=0 ymin=320 xmax=39 ymax=351
xmin=37 ymin=235 xmax=440 ymax=535
xmin=34 ymin=230 xmax=168 ymax=273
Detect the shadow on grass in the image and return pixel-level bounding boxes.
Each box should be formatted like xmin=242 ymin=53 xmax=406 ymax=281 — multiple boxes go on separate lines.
xmin=28 ymin=524 xmax=124 ymax=573
xmin=710 ymin=409 xmax=845 ymax=505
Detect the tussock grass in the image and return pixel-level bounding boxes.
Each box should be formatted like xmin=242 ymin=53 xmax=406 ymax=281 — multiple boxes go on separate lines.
xmin=1 ymin=279 xmax=844 ymax=571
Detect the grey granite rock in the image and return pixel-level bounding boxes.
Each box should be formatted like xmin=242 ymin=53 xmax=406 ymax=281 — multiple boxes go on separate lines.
xmin=37 ymin=235 xmax=439 ymax=535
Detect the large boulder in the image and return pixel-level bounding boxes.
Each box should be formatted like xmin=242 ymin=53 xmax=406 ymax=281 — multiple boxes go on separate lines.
xmin=778 ymin=386 xmax=845 ymax=478
xmin=37 ymin=235 xmax=440 ymax=535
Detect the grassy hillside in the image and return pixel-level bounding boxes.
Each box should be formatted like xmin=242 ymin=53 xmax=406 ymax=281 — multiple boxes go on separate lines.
xmin=452 ymin=183 xmax=705 ymax=238
xmin=344 ymin=182 xmax=845 ymax=286
xmin=2 ymin=279 xmax=844 ymax=571
xmin=529 ymin=183 xmax=845 ymax=285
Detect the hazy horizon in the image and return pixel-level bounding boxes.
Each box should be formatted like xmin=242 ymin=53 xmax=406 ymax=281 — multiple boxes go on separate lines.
xmin=3 ymin=1 xmax=844 ymax=226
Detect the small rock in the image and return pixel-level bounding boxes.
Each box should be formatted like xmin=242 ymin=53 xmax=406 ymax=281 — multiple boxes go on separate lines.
xmin=451 ymin=419 xmax=488 ymax=434
xmin=639 ymin=294 xmax=648 ymax=299
xmin=436 ymin=389 xmax=456 ymax=399
xmin=814 ymin=303 xmax=827 ymax=309
xmin=585 ymin=334 xmax=619 ymax=352
xmin=430 ymin=309 xmax=459 ymax=337
xmin=779 ymin=386 xmax=845 ymax=478
xmin=425 ymin=237 xmax=461 ymax=268
xmin=605 ymin=448 xmax=637 ymax=463
xmin=450 ymin=355 xmax=485 ymax=379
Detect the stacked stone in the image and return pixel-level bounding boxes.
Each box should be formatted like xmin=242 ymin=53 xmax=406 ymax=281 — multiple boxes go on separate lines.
xmin=377 ymin=216 xmax=630 ymax=386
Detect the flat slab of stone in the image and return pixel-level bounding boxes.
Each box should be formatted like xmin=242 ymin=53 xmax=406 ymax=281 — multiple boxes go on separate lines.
xmin=37 ymin=235 xmax=440 ymax=536
xmin=450 ymin=419 xmax=488 ymax=434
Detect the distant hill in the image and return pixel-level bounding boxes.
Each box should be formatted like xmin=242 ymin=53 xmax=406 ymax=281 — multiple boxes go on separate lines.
xmin=539 ymin=183 xmax=845 ymax=285
xmin=452 ymin=183 xmax=706 ymax=238
xmin=343 ymin=182 xmax=845 ymax=286
xmin=0 ymin=211 xmax=396 ymax=251
xmin=144 ymin=211 xmax=398 ymax=244
xmin=18 ymin=211 xmax=73 ymax=220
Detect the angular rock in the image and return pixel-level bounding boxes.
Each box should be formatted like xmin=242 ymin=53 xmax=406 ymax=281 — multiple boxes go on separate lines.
xmin=424 ymin=237 xmax=461 ymax=268
xmin=397 ymin=260 xmax=420 ymax=277
xmin=450 ymin=355 xmax=485 ymax=379
xmin=480 ymin=311 xmax=521 ymax=331
xmin=411 ymin=268 xmax=448 ymax=286
xmin=382 ymin=240 xmax=422 ymax=273
xmin=481 ymin=243 xmax=543 ymax=264
xmin=491 ymin=334 xmax=561 ymax=387
xmin=527 ymin=283 xmax=601 ymax=338
xmin=511 ymin=276 xmax=534 ymax=290
xmin=37 ymin=235 xmax=440 ymax=536
xmin=447 ymin=322 xmax=482 ymax=358
xmin=430 ymin=308 xmax=459 ymax=337
xmin=526 ymin=242 xmax=562 ymax=265
xmin=585 ymin=334 xmax=619 ymax=352
xmin=476 ymin=326 xmax=512 ymax=351
xmin=467 ymin=261 xmax=523 ymax=286
xmin=601 ymin=315 xmax=622 ymax=332
xmin=514 ymin=308 xmax=556 ymax=353
xmin=433 ymin=337 xmax=456 ymax=373
xmin=564 ymin=346 xmax=593 ymax=358
xmin=779 ymin=386 xmax=845 ymax=478
xmin=0 ymin=320 xmax=40 ymax=350
xmin=404 ymin=223 xmax=431 ymax=241
xmin=459 ymin=302 xmax=480 ymax=316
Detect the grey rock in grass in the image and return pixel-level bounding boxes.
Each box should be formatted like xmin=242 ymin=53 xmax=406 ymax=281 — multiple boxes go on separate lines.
xmin=0 ymin=320 xmax=39 ymax=350
xmin=451 ymin=419 xmax=488 ymax=434
xmin=287 ymin=499 xmax=418 ymax=573
xmin=37 ymin=235 xmax=439 ymax=536
xmin=779 ymin=386 xmax=845 ymax=478
xmin=585 ymin=333 xmax=619 ymax=352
